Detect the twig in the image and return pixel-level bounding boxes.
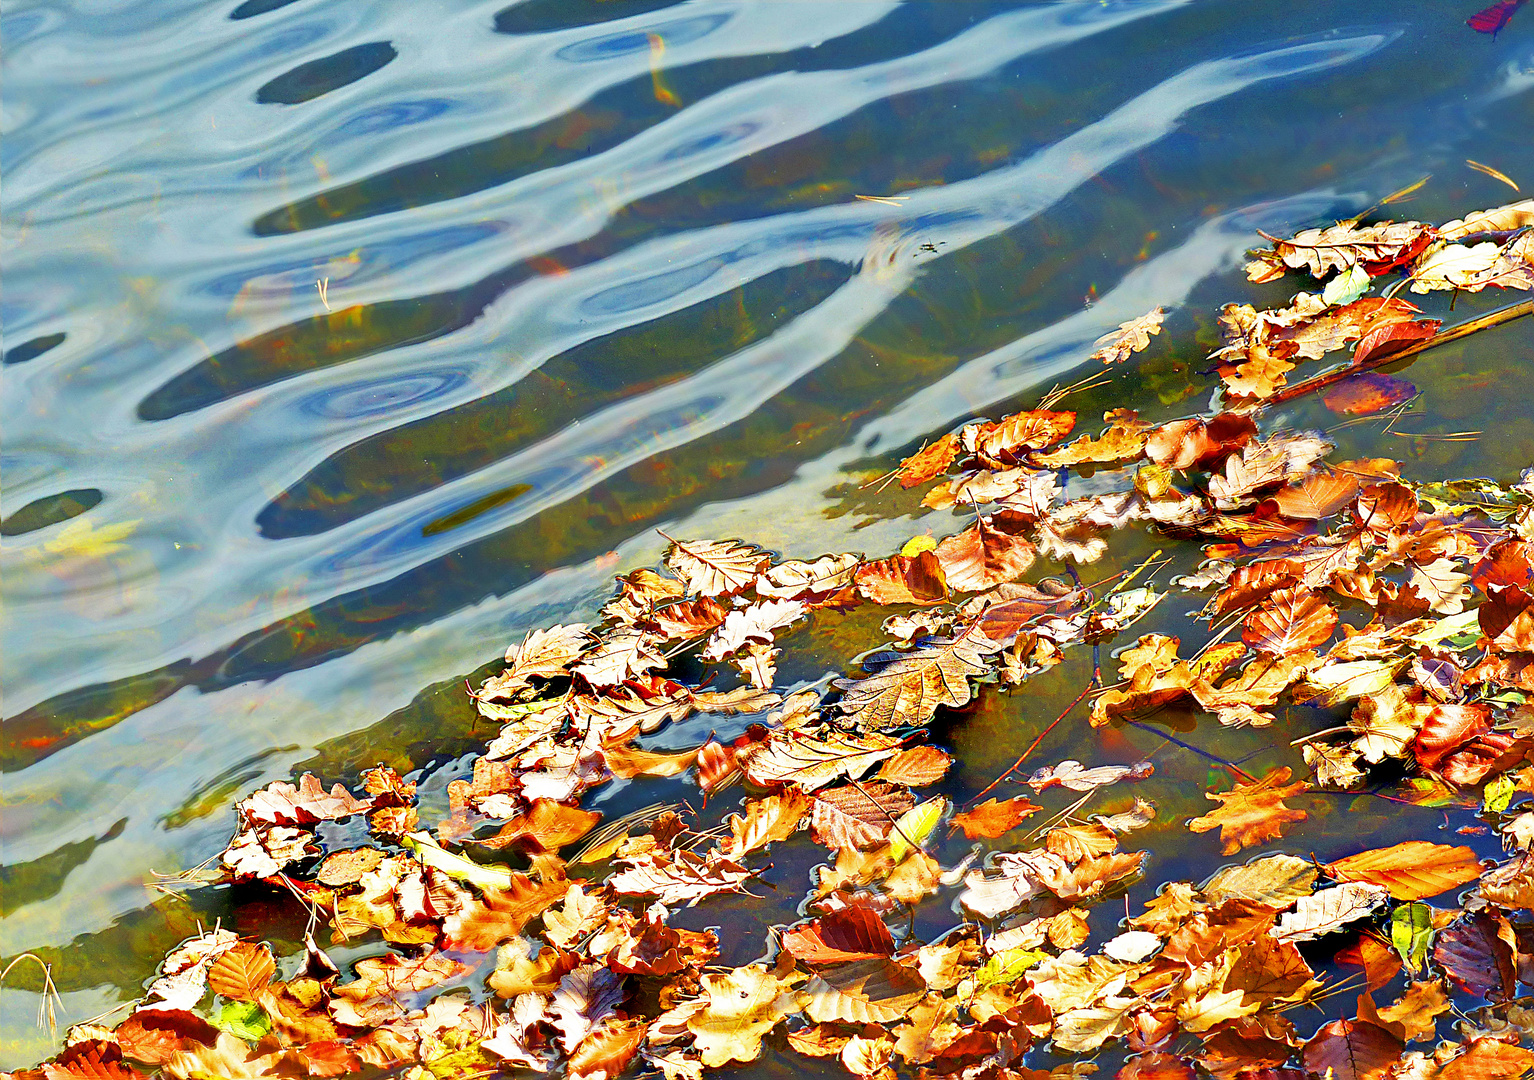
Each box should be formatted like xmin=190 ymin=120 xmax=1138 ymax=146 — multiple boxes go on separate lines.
xmin=967 ymin=675 xmax=1096 ymax=804
xmin=0 ymin=954 xmax=62 ymax=1034
xmin=1121 ymin=719 xmax=1257 ymax=782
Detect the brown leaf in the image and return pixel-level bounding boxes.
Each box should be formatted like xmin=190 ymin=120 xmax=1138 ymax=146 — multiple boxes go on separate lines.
xmin=757 ymin=552 xmax=862 ymax=600
xmin=1248 ymin=220 xmax=1435 ymax=281
xmin=239 ymin=773 xmax=371 ymax=826
xmin=896 ymin=434 xmax=959 ymax=488
xmin=1188 ymin=767 xmax=1309 ymax=855
xmin=1326 ymin=841 xmax=1482 ymax=900
xmin=1212 ymin=560 xmax=1303 ymax=616
xmin=1413 ymin=705 xmax=1491 ymax=772
xmin=1145 ymin=413 xmax=1257 ymax=471
xmin=664 ymin=537 xmax=770 ymax=597
xmin=874 ymin=746 xmax=952 ymax=786
xmin=948 ymin=796 xmax=1042 ymax=839
xmin=811 ymin=782 xmax=916 ymax=850
xmin=204 ymin=942 xmax=274 ymax=1002
xmin=114 ymin=1011 xmax=219 ymax=1066
xmin=570 ymin=1018 xmax=648 ymax=1080
xmin=473 ymin=799 xmax=602 ymax=851
xmin=833 ymin=635 xmax=995 ymax=730
xmin=1301 ymin=1018 xmax=1403 ymax=1080
xmin=718 ymin=789 xmax=810 ymax=858
xmin=1274 ymin=472 xmax=1361 ymax=519
xmin=1242 ymin=587 xmax=1338 ymax=656
xmin=441 ymin=875 xmax=568 ymax=951
xmin=1090 ymin=307 xmax=1166 ymax=365
xmin=935 ymin=516 xmax=1038 ymax=592
xmin=853 ymin=552 xmax=949 ymax=606
xmin=782 ymin=905 xmax=897 ymax=964
xmin=966 ymin=409 xmax=1076 ymax=464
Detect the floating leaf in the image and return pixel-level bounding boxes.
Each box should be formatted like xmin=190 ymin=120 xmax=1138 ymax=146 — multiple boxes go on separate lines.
xmin=1271 ymin=882 xmax=1390 ymax=942
xmin=948 ymin=797 xmax=1042 ymax=840
xmin=1326 ymin=842 xmax=1482 ymax=901
xmin=1189 ymin=767 xmax=1309 ymax=856
xmin=782 ymin=906 xmax=895 ymax=964
xmin=1242 ymin=588 xmax=1337 ymax=656
xmin=1090 ymin=307 xmax=1166 ymax=365
xmin=664 ymin=538 xmax=770 ymax=597
xmin=834 ymin=636 xmax=994 ymax=731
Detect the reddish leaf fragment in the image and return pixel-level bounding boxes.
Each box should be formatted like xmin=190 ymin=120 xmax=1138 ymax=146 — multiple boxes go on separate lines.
xmin=897 ymin=434 xmax=960 ymax=488
xmin=1468 ymin=0 xmax=1527 ymax=35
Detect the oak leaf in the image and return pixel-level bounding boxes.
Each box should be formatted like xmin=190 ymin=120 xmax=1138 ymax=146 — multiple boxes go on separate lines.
xmin=687 ymin=965 xmax=805 ymax=1067
xmin=740 ymin=729 xmax=900 ymax=792
xmin=239 ymin=774 xmax=371 ymax=826
xmin=1090 ymin=307 xmax=1165 ymax=365
xmin=965 ymin=409 xmax=1076 ymax=464
xmin=833 ymin=635 xmax=995 ymax=730
xmin=701 ymin=599 xmax=806 ymax=661
xmin=756 ymin=552 xmax=862 ymax=599
xmin=550 ymin=963 xmax=626 ymax=1053
xmin=1189 ymin=767 xmax=1309 ymax=855
xmin=573 ymin=630 xmax=665 ymax=688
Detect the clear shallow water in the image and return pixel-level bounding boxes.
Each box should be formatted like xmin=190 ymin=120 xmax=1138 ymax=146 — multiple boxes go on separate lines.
xmin=2 ymin=0 xmax=1532 ymax=1067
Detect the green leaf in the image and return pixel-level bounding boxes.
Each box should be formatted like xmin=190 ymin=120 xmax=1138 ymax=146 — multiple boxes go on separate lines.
xmin=403 ymin=831 xmax=515 ymax=890
xmin=1390 ymin=902 xmax=1435 ymax=973
xmin=889 ymin=797 xmax=948 ymax=862
xmin=213 ymin=999 xmax=270 ymax=1042
xmin=1324 ymin=264 xmax=1371 ymax=306
xmin=1485 ymin=774 xmax=1518 ymax=815
xmin=965 ymin=947 xmax=1050 ymax=992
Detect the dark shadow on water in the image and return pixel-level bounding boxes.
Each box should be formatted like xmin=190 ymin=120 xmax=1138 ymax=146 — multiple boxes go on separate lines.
xmin=255 ymin=41 xmax=397 ymax=105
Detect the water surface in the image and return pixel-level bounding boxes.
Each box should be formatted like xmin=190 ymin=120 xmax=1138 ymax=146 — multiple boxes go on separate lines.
xmin=3 ymin=0 xmax=1533 ymax=1067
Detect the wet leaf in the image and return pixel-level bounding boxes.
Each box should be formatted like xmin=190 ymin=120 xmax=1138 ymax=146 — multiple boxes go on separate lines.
xmin=688 ymin=965 xmax=805 ymax=1067
xmin=1434 ymin=912 xmax=1516 ymax=999
xmin=1188 ymin=767 xmax=1309 ymax=856
xmin=1301 ymin=1017 xmax=1403 ymax=1080
xmin=811 ymin=782 xmax=916 ymax=850
xmin=1242 ymin=588 xmax=1338 ymax=656
xmin=664 ymin=538 xmax=770 ymax=597
xmin=1090 ymin=307 xmax=1166 ymax=365
xmin=948 ymin=796 xmax=1042 ymax=839
xmin=1326 ymin=842 xmax=1482 ymax=900
xmin=833 ymin=635 xmax=995 ymax=730
xmin=896 ymin=434 xmax=959 ymax=489
xmin=934 ymin=516 xmax=1037 ymax=592
xmin=1271 ymin=882 xmax=1390 ymax=942
xmin=853 ymin=552 xmax=949 ymax=606
xmin=204 ymin=943 xmax=274 ymax=1002
xmin=782 ymin=906 xmax=896 ymax=964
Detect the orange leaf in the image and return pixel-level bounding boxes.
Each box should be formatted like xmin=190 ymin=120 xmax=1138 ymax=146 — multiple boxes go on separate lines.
xmin=1301 ymin=1018 xmax=1402 ymax=1080
xmin=896 ymin=434 xmax=959 ymax=488
xmin=874 ymin=746 xmax=953 ymax=786
xmin=1188 ymin=767 xmax=1309 ymax=856
xmin=782 ymin=905 xmax=896 ymax=964
xmin=1326 ymin=841 xmax=1483 ymax=900
xmin=948 ymin=797 xmax=1041 ymax=839
xmin=1273 ymin=472 xmax=1360 ymax=520
xmin=1322 ymin=373 xmax=1417 ymax=417
xmin=854 ymin=552 xmax=949 ymax=606
xmin=1241 ymin=587 xmax=1337 ymax=656
xmin=1352 ymin=320 xmax=1440 ymax=365
xmin=205 ymin=942 xmax=275 ymax=1001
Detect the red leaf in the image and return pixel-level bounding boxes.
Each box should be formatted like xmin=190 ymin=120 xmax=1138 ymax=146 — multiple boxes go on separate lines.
xmin=1468 ymin=0 xmax=1526 ymax=34
xmin=1413 ymin=704 xmax=1491 ymax=771
xmin=1352 ymin=320 xmax=1440 ymax=365
xmin=1301 ymin=1018 xmax=1402 ymax=1080
xmin=781 ymin=905 xmax=896 ymax=964
xmin=1322 ymin=374 xmax=1417 ymax=417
